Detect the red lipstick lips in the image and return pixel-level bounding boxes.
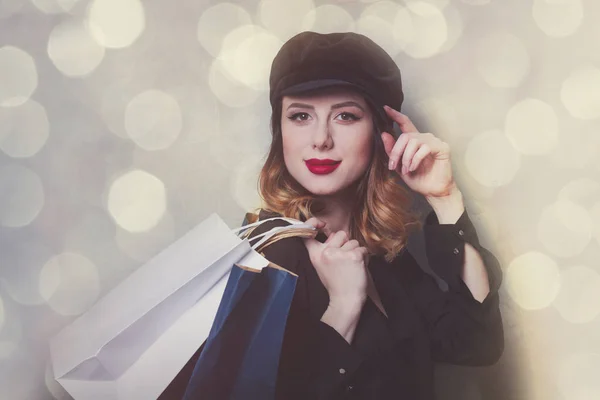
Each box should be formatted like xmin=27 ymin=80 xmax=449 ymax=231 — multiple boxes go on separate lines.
xmin=305 ymin=159 xmax=341 ymax=175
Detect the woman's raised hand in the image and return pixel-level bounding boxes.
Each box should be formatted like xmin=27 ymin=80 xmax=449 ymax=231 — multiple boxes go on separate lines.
xmin=302 ymin=217 xmax=369 ymax=307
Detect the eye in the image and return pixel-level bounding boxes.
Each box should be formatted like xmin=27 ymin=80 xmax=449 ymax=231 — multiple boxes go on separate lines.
xmin=337 ymin=112 xmax=360 ymax=121
xmin=288 ymin=112 xmax=310 ymax=121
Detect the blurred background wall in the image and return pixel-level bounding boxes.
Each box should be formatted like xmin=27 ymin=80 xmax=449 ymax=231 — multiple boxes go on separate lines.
xmin=1 ymin=0 xmax=599 ymax=399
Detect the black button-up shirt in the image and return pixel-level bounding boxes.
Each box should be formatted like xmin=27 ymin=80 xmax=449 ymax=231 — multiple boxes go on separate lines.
xmin=161 ymin=207 xmax=503 ymax=400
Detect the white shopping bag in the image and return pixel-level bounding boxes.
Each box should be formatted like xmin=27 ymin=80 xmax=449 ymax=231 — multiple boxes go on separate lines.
xmin=49 ymin=212 xmax=314 ymax=400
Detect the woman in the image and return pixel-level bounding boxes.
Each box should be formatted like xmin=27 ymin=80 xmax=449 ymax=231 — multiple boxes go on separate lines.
xmin=249 ymin=31 xmax=503 ymax=400
xmin=163 ymin=31 xmax=503 ymax=400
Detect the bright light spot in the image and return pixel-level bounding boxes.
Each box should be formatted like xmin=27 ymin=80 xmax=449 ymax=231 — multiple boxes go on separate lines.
xmin=87 ymin=0 xmax=145 ymax=49
xmin=561 ymin=65 xmax=600 ymax=120
xmin=107 ymin=169 xmax=166 ymax=233
xmin=208 ymin=57 xmax=260 ymax=107
xmin=39 ymin=252 xmax=101 ymax=316
xmin=401 ymin=2 xmax=448 ymax=59
xmin=171 ymin=84 xmax=221 ymax=145
xmin=558 ymin=353 xmax=600 ymax=400
xmin=553 ymin=265 xmax=600 ymax=324
xmin=558 ymin=178 xmax=600 ymax=209
xmin=0 ymin=99 xmax=49 ymax=158
xmin=124 ymin=90 xmax=182 ymax=151
xmin=219 ymin=25 xmax=282 ymax=91
xmin=532 ymin=0 xmax=583 ymax=37
xmin=48 ymin=18 xmax=105 ymax=77
xmin=465 ymin=130 xmax=521 ymax=187
xmin=0 ymin=164 xmax=44 ymax=227
xmin=537 ymin=199 xmax=592 ymax=258
xmin=505 ymin=251 xmax=560 ymax=310
xmin=231 ymin=156 xmax=263 ymax=212
xmin=505 ymin=98 xmax=558 ymax=155
xmin=258 ymin=0 xmax=315 ymax=41
xmin=0 ymin=46 xmax=38 ymax=107
xmin=115 ymin=211 xmax=175 ymax=262
xmin=437 ymin=4 xmax=463 ymax=54
xmin=197 ymin=3 xmax=252 ymax=58
xmin=360 ymin=1 xmax=409 ymax=57
xmin=476 ymin=32 xmax=529 ymax=88
xmin=301 ymin=4 xmax=355 ymax=33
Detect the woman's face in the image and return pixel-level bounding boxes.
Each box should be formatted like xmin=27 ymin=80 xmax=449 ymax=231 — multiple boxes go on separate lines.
xmin=280 ymin=87 xmax=374 ymax=196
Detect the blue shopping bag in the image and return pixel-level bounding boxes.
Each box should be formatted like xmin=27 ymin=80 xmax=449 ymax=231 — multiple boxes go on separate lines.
xmin=182 ymin=262 xmax=298 ymax=400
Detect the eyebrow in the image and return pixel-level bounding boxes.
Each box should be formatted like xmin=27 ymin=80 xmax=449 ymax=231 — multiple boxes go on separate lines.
xmin=286 ymin=101 xmax=365 ymax=112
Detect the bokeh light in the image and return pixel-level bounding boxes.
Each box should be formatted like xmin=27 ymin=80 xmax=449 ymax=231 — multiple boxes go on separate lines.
xmin=230 ymin=155 xmax=263 ymax=212
xmin=0 ymin=164 xmax=44 ymax=227
xmin=124 ymin=90 xmax=182 ymax=151
xmin=505 ymin=251 xmax=561 ymax=310
xmin=464 ymin=130 xmax=521 ymax=187
xmin=219 ymin=25 xmax=282 ymax=91
xmin=476 ymin=32 xmax=530 ymax=88
xmin=197 ymin=3 xmax=252 ymax=58
xmin=552 ymin=265 xmax=600 ymax=324
xmin=532 ymin=0 xmax=583 ymax=37
xmin=301 ymin=4 xmax=355 ymax=33
xmin=537 ymin=199 xmax=592 ymax=258
xmin=107 ymin=169 xmax=167 ymax=233
xmin=561 ymin=65 xmax=600 ymax=120
xmin=558 ymin=178 xmax=600 ymax=209
xmin=115 ymin=211 xmax=175 ymax=262
xmin=87 ymin=0 xmax=145 ymax=49
xmin=0 ymin=99 xmax=49 ymax=158
xmin=505 ymin=98 xmax=558 ymax=155
xmin=39 ymin=252 xmax=101 ymax=316
xmin=48 ymin=18 xmax=105 ymax=77
xmin=208 ymin=56 xmax=261 ymax=107
xmin=360 ymin=1 xmax=409 ymax=57
xmin=0 ymin=46 xmax=38 ymax=107
xmin=558 ymin=353 xmax=600 ymax=400
xmin=258 ymin=0 xmax=315 ymax=41
xmin=400 ymin=1 xmax=448 ymax=59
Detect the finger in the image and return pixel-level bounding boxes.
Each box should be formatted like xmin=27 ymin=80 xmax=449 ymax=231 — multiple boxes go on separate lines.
xmin=409 ymin=144 xmax=431 ymax=172
xmin=387 ymin=133 xmax=409 ymax=170
xmin=383 ymin=105 xmax=419 ymax=133
xmin=341 ymin=239 xmax=360 ymax=251
xmin=401 ymin=138 xmax=420 ymax=175
xmin=302 ymin=236 xmax=321 ymax=253
xmin=326 ymin=231 xmax=350 ymax=248
xmin=304 ymin=217 xmax=326 ymax=230
xmin=381 ymin=131 xmax=395 ymax=157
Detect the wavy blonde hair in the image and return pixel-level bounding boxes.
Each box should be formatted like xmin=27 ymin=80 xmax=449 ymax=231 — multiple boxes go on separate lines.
xmin=254 ymin=96 xmax=423 ymax=262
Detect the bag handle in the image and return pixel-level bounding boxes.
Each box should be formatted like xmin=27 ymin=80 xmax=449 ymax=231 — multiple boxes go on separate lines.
xmin=232 ymin=214 xmax=317 ymax=252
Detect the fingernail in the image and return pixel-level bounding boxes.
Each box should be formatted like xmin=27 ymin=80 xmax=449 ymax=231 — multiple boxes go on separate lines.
xmin=402 ymin=165 xmax=407 ymax=174
xmin=388 ymin=160 xmax=395 ymax=170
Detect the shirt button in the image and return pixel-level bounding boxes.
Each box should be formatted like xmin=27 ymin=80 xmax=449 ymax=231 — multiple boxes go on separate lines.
xmin=339 ymin=368 xmax=346 ymax=374
xmin=458 ymin=229 xmax=464 ymax=236
xmin=453 ymin=247 xmax=460 ymax=254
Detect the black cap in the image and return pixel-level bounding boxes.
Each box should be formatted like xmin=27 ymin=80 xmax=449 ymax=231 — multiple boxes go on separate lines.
xmin=269 ymin=31 xmax=404 ymax=120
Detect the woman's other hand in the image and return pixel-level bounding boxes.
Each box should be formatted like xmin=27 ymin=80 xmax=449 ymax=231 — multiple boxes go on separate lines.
xmin=303 ymin=217 xmax=369 ymax=307
xmin=380 ymin=105 xmax=458 ymax=200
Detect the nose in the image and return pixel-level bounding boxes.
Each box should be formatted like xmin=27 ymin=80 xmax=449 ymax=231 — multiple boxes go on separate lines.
xmin=312 ymin=120 xmax=333 ymax=150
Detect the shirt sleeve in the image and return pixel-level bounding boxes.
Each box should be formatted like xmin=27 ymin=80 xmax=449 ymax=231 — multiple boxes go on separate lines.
xmin=246 ymin=217 xmax=365 ymax=400
xmin=402 ymin=207 xmax=504 ymax=366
